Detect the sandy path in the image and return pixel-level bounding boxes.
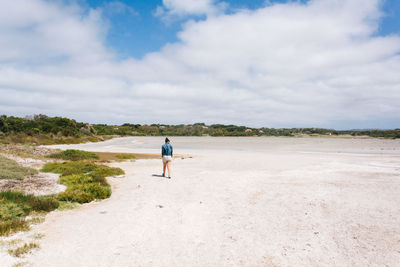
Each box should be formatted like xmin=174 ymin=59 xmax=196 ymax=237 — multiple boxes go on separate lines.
xmin=17 ymin=138 xmax=400 ymax=266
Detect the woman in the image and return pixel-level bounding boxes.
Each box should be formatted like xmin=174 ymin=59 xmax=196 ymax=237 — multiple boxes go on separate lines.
xmin=162 ymin=137 xmax=173 ymax=179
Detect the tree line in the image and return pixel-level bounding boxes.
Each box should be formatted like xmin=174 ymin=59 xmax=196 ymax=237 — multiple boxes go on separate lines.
xmin=1 ymin=114 xmax=399 ymax=139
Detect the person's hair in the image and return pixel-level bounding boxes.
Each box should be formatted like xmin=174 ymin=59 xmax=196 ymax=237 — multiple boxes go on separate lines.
xmin=165 ymin=137 xmax=170 ymax=143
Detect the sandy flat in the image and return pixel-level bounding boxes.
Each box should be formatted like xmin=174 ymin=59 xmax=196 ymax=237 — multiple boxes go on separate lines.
xmin=16 ymin=137 xmax=400 ymax=266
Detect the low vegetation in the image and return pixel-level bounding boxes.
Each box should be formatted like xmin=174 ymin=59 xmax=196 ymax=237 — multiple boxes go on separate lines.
xmin=1 ymin=114 xmax=399 ymax=143
xmin=41 ymin=161 xmax=124 ymax=179
xmin=41 ymin=161 xmax=123 ymax=203
xmin=115 ymin=153 xmax=136 ymax=160
xmin=94 ymin=151 xmax=159 ymax=162
xmin=8 ymin=242 xmax=39 ymax=257
xmin=0 ymin=155 xmax=38 ymax=180
xmin=0 ymin=191 xmax=59 ymax=236
xmin=57 ymin=174 xmax=112 ymax=203
xmin=47 ymin=149 xmax=99 ymax=161
xmin=0 ymin=152 xmax=124 ymax=236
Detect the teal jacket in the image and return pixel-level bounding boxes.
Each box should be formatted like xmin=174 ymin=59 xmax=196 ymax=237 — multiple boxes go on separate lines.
xmin=162 ymin=142 xmax=173 ymax=156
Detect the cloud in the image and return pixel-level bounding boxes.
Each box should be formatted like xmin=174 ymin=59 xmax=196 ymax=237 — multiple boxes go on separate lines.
xmin=0 ymin=0 xmax=399 ymax=128
xmin=0 ymin=0 xmax=109 ymax=65
xmin=154 ymin=0 xmax=227 ymax=21
xmin=102 ymin=1 xmax=138 ymax=16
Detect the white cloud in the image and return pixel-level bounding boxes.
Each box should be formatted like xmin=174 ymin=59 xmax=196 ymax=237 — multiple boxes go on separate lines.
xmin=154 ymin=0 xmax=227 ymax=21
xmin=0 ymin=0 xmax=400 ymax=128
xmin=102 ymin=1 xmax=138 ymax=16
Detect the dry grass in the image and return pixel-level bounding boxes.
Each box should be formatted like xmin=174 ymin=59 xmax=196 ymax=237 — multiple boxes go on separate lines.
xmin=8 ymin=242 xmax=39 ymax=257
xmin=0 ymin=144 xmax=57 ymax=160
xmin=0 ymin=133 xmax=116 ymax=146
xmin=0 ymin=155 xmax=38 ymax=180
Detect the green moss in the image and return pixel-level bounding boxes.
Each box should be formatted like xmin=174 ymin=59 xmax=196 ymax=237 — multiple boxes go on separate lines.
xmin=0 ymin=155 xmax=38 ymax=180
xmin=47 ymin=149 xmax=99 ymax=161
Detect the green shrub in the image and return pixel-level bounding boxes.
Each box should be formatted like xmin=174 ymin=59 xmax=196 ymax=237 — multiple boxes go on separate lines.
xmin=0 ymin=201 xmax=25 ymax=221
xmin=57 ymin=174 xmax=111 ymax=203
xmin=0 ymin=191 xmax=59 ymax=236
xmin=41 ymin=162 xmax=123 ymax=204
xmin=41 ymin=161 xmax=124 ymax=178
xmin=47 ymin=149 xmax=99 ymax=161
xmin=58 ymin=182 xmax=111 ymax=203
xmin=0 ymin=191 xmax=59 ymax=213
xmin=29 ymin=195 xmax=59 ymax=212
xmin=0 ymin=155 xmax=38 ymax=180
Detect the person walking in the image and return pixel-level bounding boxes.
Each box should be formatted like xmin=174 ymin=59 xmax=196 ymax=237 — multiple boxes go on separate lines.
xmin=162 ymin=137 xmax=173 ymax=179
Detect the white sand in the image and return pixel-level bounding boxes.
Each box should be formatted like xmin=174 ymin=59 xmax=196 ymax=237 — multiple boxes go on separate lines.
xmin=15 ymin=137 xmax=400 ymax=266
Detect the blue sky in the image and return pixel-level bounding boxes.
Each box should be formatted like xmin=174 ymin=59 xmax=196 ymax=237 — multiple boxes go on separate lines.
xmin=1 ymin=0 xmax=400 ymax=129
xmin=85 ymin=0 xmax=400 ymax=59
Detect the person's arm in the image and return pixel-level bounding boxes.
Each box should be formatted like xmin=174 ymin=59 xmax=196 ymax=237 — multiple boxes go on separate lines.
xmin=171 ymin=145 xmax=173 ymax=157
xmin=162 ymin=145 xmax=165 ymax=156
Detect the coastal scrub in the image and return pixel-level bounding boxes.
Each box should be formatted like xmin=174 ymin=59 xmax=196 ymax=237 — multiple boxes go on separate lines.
xmin=47 ymin=149 xmax=99 ymax=161
xmin=0 ymin=191 xmax=59 ymax=236
xmin=41 ymin=161 xmax=124 ymax=203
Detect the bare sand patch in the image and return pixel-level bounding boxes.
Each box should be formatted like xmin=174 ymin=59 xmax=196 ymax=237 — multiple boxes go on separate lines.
xmin=13 ymin=137 xmax=400 ymax=266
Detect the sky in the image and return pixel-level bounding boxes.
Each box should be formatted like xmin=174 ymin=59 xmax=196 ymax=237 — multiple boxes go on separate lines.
xmin=0 ymin=0 xmax=399 ymax=129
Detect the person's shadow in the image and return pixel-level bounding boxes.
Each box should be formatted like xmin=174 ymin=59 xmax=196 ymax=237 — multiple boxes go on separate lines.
xmin=152 ymin=174 xmax=167 ymax=178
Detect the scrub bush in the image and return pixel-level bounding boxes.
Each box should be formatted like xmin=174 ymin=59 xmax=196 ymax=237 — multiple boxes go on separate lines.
xmin=47 ymin=149 xmax=99 ymax=161
xmin=0 ymin=191 xmax=59 ymax=236
xmin=41 ymin=161 xmax=123 ymax=178
xmin=41 ymin=161 xmax=123 ymax=204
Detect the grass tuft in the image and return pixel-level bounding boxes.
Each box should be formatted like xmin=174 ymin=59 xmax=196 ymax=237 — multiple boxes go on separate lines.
xmin=0 ymin=155 xmax=38 ymax=180
xmin=0 ymin=219 xmax=29 ymax=236
xmin=8 ymin=242 xmax=39 ymax=257
xmin=57 ymin=201 xmax=80 ymax=211
xmin=47 ymin=149 xmax=99 ymax=161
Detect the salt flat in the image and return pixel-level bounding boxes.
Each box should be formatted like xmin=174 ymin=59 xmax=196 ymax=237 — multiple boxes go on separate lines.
xmin=23 ymin=137 xmax=400 ymax=266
